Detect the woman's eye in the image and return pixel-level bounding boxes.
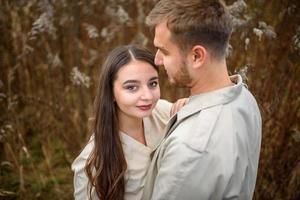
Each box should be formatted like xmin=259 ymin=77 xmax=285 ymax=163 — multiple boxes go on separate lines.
xmin=125 ymin=85 xmax=138 ymax=91
xmin=149 ymin=81 xmax=158 ymax=88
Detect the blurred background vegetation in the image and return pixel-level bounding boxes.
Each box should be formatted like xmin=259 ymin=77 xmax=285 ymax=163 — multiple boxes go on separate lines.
xmin=0 ymin=0 xmax=299 ymax=199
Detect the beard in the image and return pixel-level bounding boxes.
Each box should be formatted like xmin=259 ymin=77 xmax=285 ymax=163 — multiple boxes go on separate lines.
xmin=168 ymin=60 xmax=192 ymax=88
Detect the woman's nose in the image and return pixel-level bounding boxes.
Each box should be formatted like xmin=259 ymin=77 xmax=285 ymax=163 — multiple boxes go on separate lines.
xmin=140 ymin=88 xmax=153 ymax=100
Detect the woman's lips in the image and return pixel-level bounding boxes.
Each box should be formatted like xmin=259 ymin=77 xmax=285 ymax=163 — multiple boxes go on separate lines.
xmin=137 ymin=104 xmax=152 ymax=111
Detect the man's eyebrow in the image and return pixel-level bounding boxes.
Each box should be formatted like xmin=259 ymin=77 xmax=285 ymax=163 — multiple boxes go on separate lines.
xmin=156 ymin=46 xmax=169 ymax=54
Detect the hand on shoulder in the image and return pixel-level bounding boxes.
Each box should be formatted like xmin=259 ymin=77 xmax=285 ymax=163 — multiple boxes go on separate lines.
xmin=170 ymin=98 xmax=189 ymax=116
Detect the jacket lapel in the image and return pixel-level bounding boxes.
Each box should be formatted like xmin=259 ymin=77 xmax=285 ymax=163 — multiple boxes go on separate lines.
xmin=150 ymin=114 xmax=178 ymax=157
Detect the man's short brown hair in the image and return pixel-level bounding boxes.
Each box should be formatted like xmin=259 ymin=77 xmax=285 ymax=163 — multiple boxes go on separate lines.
xmin=146 ymin=0 xmax=232 ymax=59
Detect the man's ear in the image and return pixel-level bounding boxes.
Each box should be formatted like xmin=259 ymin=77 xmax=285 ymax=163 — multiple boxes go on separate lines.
xmin=190 ymin=45 xmax=207 ymax=69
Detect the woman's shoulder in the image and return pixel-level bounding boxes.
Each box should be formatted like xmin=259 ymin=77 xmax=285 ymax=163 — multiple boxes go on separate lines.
xmin=146 ymin=99 xmax=172 ymax=127
xmin=71 ymin=135 xmax=94 ymax=171
xmin=153 ymin=99 xmax=172 ymax=117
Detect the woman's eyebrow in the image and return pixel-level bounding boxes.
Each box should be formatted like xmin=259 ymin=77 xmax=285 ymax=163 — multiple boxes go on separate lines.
xmin=149 ymin=76 xmax=159 ymax=81
xmin=122 ymin=76 xmax=158 ymax=85
xmin=123 ymin=80 xmax=140 ymax=85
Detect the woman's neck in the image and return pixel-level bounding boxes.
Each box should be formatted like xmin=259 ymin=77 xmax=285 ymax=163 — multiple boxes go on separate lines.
xmin=118 ymin=113 xmax=146 ymax=145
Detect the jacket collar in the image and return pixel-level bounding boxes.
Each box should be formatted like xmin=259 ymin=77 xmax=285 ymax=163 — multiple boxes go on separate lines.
xmin=151 ymin=74 xmax=245 ymax=153
xmin=177 ymin=74 xmax=244 ymax=121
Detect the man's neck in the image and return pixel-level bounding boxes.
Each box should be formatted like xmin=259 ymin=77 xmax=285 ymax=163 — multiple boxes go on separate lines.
xmin=189 ymin=60 xmax=233 ymax=95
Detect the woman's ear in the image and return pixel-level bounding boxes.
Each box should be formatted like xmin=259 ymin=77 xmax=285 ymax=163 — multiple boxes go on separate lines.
xmin=190 ymin=45 xmax=207 ymax=69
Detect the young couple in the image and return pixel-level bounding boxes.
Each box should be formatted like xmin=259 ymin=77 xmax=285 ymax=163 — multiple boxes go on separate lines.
xmin=72 ymin=0 xmax=262 ymax=200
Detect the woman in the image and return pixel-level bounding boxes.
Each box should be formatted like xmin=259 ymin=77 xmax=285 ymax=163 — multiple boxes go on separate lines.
xmin=71 ymin=45 xmax=186 ymax=200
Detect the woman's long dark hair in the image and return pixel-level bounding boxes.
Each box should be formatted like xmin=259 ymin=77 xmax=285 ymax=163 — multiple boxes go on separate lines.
xmin=85 ymin=45 xmax=158 ymax=200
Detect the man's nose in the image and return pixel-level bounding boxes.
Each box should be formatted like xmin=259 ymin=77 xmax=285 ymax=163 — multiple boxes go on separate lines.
xmin=154 ymin=50 xmax=163 ymax=66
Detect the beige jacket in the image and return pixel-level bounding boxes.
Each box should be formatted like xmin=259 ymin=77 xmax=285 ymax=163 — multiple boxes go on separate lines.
xmin=142 ymin=75 xmax=262 ymax=200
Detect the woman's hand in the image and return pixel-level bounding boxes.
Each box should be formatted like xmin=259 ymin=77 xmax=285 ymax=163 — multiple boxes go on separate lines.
xmin=170 ymin=98 xmax=189 ymax=116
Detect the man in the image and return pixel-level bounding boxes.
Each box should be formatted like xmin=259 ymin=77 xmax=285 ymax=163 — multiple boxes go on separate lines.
xmin=142 ymin=0 xmax=262 ymax=199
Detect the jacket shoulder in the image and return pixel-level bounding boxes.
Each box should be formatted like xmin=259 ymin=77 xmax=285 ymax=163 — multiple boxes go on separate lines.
xmin=168 ymin=104 xmax=223 ymax=153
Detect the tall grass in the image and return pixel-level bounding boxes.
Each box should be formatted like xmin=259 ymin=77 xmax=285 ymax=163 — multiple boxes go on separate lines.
xmin=0 ymin=0 xmax=299 ymax=199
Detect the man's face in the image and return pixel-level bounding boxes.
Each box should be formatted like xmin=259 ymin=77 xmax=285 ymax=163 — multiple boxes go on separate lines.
xmin=153 ymin=21 xmax=192 ymax=87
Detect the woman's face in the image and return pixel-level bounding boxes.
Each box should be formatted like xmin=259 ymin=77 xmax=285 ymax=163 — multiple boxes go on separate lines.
xmin=113 ymin=60 xmax=160 ymax=121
